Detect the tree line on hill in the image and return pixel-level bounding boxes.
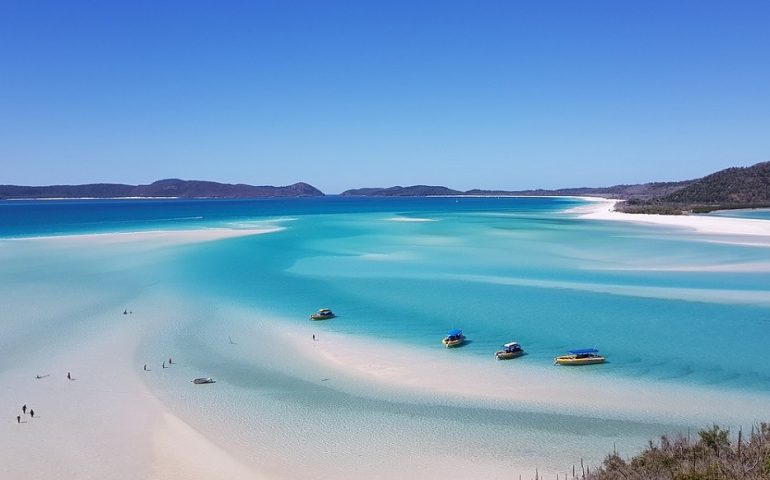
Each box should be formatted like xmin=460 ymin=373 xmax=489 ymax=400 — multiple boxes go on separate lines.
xmin=341 ymin=161 xmax=770 ymax=215
xmin=3 ymin=161 xmax=769 ymax=214
xmin=616 ymin=161 xmax=770 ymax=214
xmin=0 ymin=179 xmax=323 ymax=199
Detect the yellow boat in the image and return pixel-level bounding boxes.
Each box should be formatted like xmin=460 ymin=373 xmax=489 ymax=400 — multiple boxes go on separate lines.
xmin=554 ymin=348 xmax=605 ymax=365
xmin=442 ymin=329 xmax=465 ymax=348
xmin=310 ymin=308 xmax=335 ymax=320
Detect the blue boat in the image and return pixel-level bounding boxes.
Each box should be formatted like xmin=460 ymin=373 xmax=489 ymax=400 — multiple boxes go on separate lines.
xmin=442 ymin=328 xmax=465 ymax=348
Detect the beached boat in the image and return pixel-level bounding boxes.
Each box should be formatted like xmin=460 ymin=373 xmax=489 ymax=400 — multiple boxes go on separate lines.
xmin=554 ymin=348 xmax=605 ymax=366
xmin=192 ymin=377 xmax=216 ymax=384
xmin=442 ymin=328 xmax=465 ymax=348
xmin=495 ymin=341 xmax=524 ymax=360
xmin=310 ymin=308 xmax=335 ymax=320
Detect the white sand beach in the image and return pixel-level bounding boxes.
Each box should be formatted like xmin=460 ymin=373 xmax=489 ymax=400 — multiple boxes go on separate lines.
xmin=0 ymin=231 xmax=279 ymax=480
xmin=0 ymin=299 xmax=269 ymax=480
xmin=574 ymin=197 xmax=770 ymax=242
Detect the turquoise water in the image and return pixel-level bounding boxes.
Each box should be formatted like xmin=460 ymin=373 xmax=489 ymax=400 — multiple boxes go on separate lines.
xmin=708 ymin=208 xmax=770 ymax=220
xmin=2 ymin=196 xmax=769 ymax=476
xmin=163 ymin=205 xmax=770 ymax=393
xmin=3 ymin=197 xmax=769 ymax=391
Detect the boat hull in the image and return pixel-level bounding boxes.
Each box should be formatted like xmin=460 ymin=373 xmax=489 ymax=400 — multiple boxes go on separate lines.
xmin=442 ymin=338 xmax=465 ymax=348
xmin=495 ymin=350 xmax=524 ymax=360
xmin=310 ymin=314 xmax=335 ymax=320
xmin=554 ymin=355 xmax=605 ymax=365
xmin=193 ymin=377 xmax=216 ymax=384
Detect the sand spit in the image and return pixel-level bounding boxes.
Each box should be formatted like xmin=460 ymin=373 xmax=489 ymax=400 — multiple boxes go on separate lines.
xmin=573 ymin=197 xmax=770 ymax=242
xmin=281 ymin=325 xmax=770 ymax=428
xmin=7 ymin=226 xmax=284 ymax=248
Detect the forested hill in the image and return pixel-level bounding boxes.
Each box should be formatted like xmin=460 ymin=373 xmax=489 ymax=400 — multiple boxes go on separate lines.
xmin=465 ymin=181 xmax=692 ymax=199
xmin=342 ymin=182 xmax=692 ymax=199
xmin=660 ymin=161 xmax=770 ymax=205
xmin=341 ymin=185 xmax=462 ymax=196
xmin=618 ymin=161 xmax=770 ymax=214
xmin=0 ymin=179 xmax=324 ymax=199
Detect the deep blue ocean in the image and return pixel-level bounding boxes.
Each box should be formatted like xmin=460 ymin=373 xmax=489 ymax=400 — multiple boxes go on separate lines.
xmin=0 ymin=196 xmax=579 ymax=237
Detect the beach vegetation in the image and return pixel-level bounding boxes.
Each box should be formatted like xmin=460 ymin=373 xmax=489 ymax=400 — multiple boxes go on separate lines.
xmin=577 ymin=423 xmax=770 ymax=480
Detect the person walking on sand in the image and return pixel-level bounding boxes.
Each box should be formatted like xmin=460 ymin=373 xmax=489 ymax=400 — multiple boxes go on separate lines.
xmin=22 ymin=404 xmax=26 ymax=414
xmin=30 ymin=409 xmax=34 ymax=418
xmin=17 ymin=415 xmax=21 ymax=424
xmin=313 ymin=334 xmax=316 ymax=341
xmin=67 ymin=372 xmax=71 ymax=380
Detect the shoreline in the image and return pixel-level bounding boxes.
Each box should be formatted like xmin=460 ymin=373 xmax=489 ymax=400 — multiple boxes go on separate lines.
xmin=277 ymin=321 xmax=770 ymax=427
xmin=572 ymin=197 xmax=770 ymax=241
xmin=146 ymin=304 xmax=770 ymax=479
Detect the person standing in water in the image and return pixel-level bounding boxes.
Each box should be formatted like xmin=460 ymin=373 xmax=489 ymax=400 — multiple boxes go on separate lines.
xmin=67 ymin=372 xmax=71 ymax=380
xmin=22 ymin=404 xmax=26 ymax=414
xmin=30 ymin=409 xmax=34 ymax=418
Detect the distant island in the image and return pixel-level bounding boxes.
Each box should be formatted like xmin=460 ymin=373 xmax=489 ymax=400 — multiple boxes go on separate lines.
xmin=342 ymin=161 xmax=770 ymax=215
xmin=0 ymin=179 xmax=324 ymax=199
xmin=4 ymin=161 xmax=769 ymax=214
xmin=341 ymin=181 xmax=692 ymax=200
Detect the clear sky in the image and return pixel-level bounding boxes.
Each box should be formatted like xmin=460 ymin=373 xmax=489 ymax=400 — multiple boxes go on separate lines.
xmin=1 ymin=0 xmax=769 ymax=193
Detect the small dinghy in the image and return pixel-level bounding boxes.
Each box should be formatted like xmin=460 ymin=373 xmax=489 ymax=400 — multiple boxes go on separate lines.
xmin=192 ymin=377 xmax=216 ymax=384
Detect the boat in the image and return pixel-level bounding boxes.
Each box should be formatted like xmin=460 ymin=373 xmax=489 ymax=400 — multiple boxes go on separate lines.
xmin=192 ymin=377 xmax=216 ymax=384
xmin=442 ymin=328 xmax=465 ymax=348
xmin=495 ymin=341 xmax=524 ymax=360
xmin=310 ymin=308 xmax=335 ymax=320
xmin=554 ymin=348 xmax=605 ymax=365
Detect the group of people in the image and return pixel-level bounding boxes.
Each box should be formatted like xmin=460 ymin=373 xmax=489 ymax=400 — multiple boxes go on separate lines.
xmin=18 ymin=372 xmax=75 ymax=424
xmin=16 ymin=402 xmax=37 ymax=425
xmin=16 ymin=404 xmax=35 ymax=424
xmin=144 ymin=357 xmax=174 ymax=371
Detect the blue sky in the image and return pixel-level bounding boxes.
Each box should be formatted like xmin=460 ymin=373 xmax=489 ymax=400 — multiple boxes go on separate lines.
xmin=1 ymin=0 xmax=769 ymax=193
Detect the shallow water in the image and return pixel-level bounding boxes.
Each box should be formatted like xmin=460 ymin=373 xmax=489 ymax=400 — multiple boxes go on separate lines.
xmin=708 ymin=208 xmax=770 ymax=220
xmin=2 ymin=196 xmax=769 ymax=477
